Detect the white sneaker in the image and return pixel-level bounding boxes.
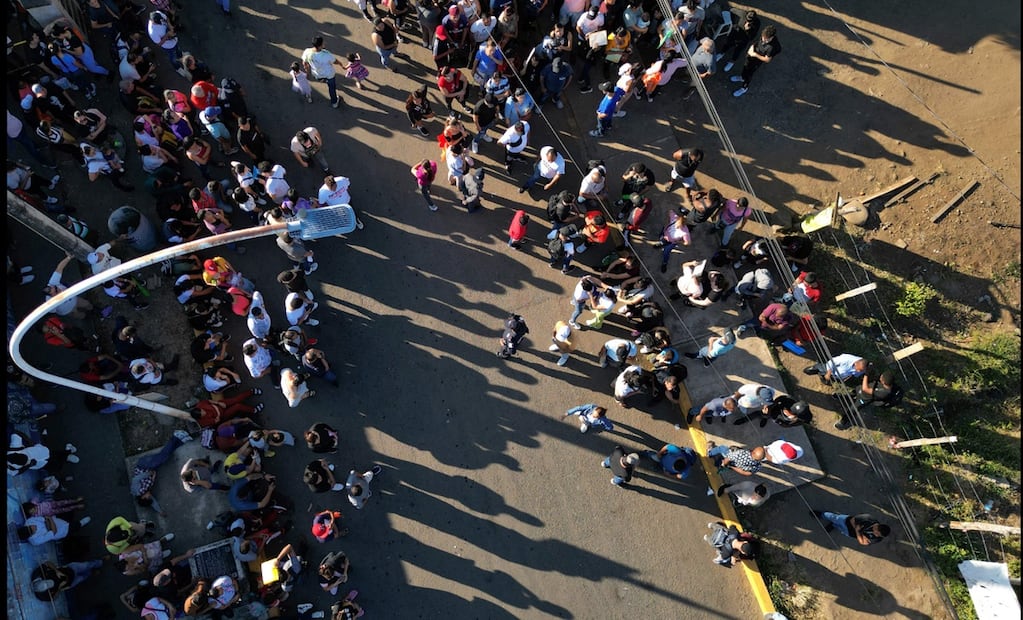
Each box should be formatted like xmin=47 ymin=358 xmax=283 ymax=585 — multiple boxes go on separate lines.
xmin=20 ymin=275 xmax=34 ymax=285
xmin=575 ymin=244 xmax=587 ymax=254
xmin=307 ymin=262 xmax=319 ymax=273
xmin=65 ymin=443 xmax=77 ymax=453
xmin=297 ymin=604 xmax=314 ymax=614
xmin=555 ymin=100 xmax=564 ymax=109
xmin=173 ymin=430 xmax=192 ymax=442
xmin=723 ymin=62 xmax=734 ymax=72
xmin=306 ymin=318 xmax=320 ymax=326
xmin=311 ymin=613 xmax=325 ymax=619
xmin=557 ymin=354 xmax=570 ymax=366
xmin=331 ymin=483 xmax=345 ymax=491
xmin=471 ymin=140 xmax=479 ymax=154
xmin=613 ymin=110 xmax=627 ymax=118
xmin=45 ymin=196 xmax=59 ymax=204
xmin=733 ymin=87 xmax=748 ymax=97
xmin=428 ymin=203 xmax=438 ymax=211
xmin=588 ymin=129 xmax=603 ymax=137
xmin=79 ymin=516 xmax=92 ymax=527
xmin=579 ymin=422 xmax=589 ymax=432
xmin=356 ymin=218 xmax=365 ymax=230
xmin=306 ymin=95 xmax=313 ymax=103
xmin=481 ymin=134 xmax=493 ymax=142
xmin=548 ymin=344 xmax=560 ymax=352
xmin=714 ymin=53 xmax=723 ymax=62
xmin=162 ymin=533 xmax=175 ymax=542
xmin=730 ymin=75 xmax=743 ymax=83
xmin=569 ymin=322 xmax=581 ymax=330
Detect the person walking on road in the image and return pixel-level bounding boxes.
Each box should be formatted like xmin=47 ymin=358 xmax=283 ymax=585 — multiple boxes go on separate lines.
xmin=372 ymin=17 xmax=412 ymax=73
xmin=346 ymin=465 xmax=383 ymax=509
xmin=601 ymin=446 xmax=638 ymax=487
xmin=290 ymin=127 xmax=331 ymax=174
xmin=729 ymin=25 xmax=781 ymax=98
xmin=301 ymin=37 xmax=346 ymax=108
xmin=411 ymin=159 xmax=439 ymax=211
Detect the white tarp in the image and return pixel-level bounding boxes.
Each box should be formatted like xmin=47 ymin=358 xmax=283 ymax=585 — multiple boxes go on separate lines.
xmin=958 ymin=560 xmax=1020 ymax=620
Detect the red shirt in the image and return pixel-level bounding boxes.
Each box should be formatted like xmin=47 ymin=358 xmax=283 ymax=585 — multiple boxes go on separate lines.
xmin=189 ymin=81 xmax=219 ymax=111
xmin=583 ymin=211 xmax=610 ymax=244
xmin=508 ymin=210 xmax=528 ymax=241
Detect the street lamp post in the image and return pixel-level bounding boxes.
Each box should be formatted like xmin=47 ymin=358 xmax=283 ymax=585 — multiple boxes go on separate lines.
xmin=8 ymin=205 xmax=359 ymax=421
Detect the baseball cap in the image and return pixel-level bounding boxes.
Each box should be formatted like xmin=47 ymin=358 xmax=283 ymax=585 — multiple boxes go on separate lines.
xmin=435 ymin=24 xmax=448 ymax=39
xmin=555 ymin=324 xmax=572 ymax=341
xmin=625 ymin=453 xmax=639 ymax=465
xmin=312 ymin=520 xmax=331 ymax=539
xmin=448 ymin=5 xmax=458 ymax=15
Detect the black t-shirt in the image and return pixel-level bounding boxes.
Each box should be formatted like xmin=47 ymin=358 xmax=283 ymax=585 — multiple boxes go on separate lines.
xmin=851 ymin=514 xmax=885 ymax=544
xmin=622 ymin=166 xmax=655 ymax=195
xmin=751 ymin=35 xmax=781 ymax=60
xmin=547 ymin=194 xmax=577 ymax=223
xmin=673 ymin=150 xmax=701 ymax=178
xmin=608 ymin=446 xmax=633 ymax=482
xmin=687 ymin=195 xmax=722 ymax=225
xmin=406 ymin=98 xmax=434 ymax=121
xmin=781 ymin=235 xmax=813 ymax=259
xmin=473 ymin=99 xmax=497 ymax=127
xmin=376 ymin=24 xmax=398 ymax=47
xmin=237 ymin=126 xmax=266 ymax=155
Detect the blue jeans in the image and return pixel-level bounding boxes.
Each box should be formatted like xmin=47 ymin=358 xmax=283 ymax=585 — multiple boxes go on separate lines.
xmin=538 ymin=88 xmax=564 ymax=105
xmin=161 ymin=44 xmax=182 ymax=69
xmin=68 ymin=560 xmax=104 ymax=588
xmin=569 ymin=300 xmax=586 ymax=325
xmin=376 ymin=46 xmax=395 ymax=68
xmin=304 ymin=363 xmax=338 ymax=386
xmin=9 ymin=127 xmax=53 ymax=167
xmin=660 ymin=241 xmax=680 ymax=266
xmin=137 ymin=436 xmax=184 ymax=471
xmin=719 ymin=221 xmax=740 ymax=246
xmin=418 ymin=184 xmax=433 ymax=207
xmin=822 ymin=512 xmax=852 ymax=537
xmin=472 ymin=120 xmax=497 ymax=146
xmin=707 ymin=445 xmax=728 ymax=468
xmin=602 ymin=457 xmax=626 ymax=485
xmin=318 ymin=76 xmax=339 ymax=105
xmin=523 ymin=163 xmax=546 ymax=189
xmin=76 ymin=44 xmax=109 ymax=75
xmin=214 ymin=0 xmax=231 ymax=11
xmin=596 ymin=115 xmax=612 ymax=135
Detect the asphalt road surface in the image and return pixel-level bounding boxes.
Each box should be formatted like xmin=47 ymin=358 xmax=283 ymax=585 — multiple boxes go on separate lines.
xmin=9 ymin=1 xmax=758 ymax=618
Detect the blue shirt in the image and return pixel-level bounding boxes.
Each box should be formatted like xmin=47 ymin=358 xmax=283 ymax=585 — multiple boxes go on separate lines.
xmin=565 ymin=403 xmax=614 ymax=432
xmin=702 ymin=396 xmax=732 ymax=417
xmin=597 ymin=92 xmax=622 ymax=117
xmin=826 ymin=354 xmax=864 ymax=381
xmin=504 ymin=94 xmax=535 ymax=125
xmin=660 ymin=444 xmax=696 ymax=478
xmin=229 ymin=479 xmax=260 ymax=512
xmin=540 ymin=64 xmax=573 ymax=92
xmin=473 ymin=44 xmax=503 ymax=79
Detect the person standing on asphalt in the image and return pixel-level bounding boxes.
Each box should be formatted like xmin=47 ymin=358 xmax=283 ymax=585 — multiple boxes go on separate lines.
xmin=729 ymin=25 xmax=781 ymax=98
xmin=539 ymin=57 xmax=573 ymax=108
xmin=520 ymin=146 xmax=565 ymax=194
xmin=716 ymin=10 xmax=761 ymax=73
xmin=290 ymin=127 xmax=331 ymax=174
xmin=643 ymin=443 xmax=697 ymax=480
xmin=301 ymin=37 xmax=346 ymax=108
xmin=497 ymin=121 xmax=530 ymax=173
xmin=589 ymin=81 xmax=621 ymax=138
xmin=372 ymin=17 xmax=412 ymax=73
xmin=470 ymin=93 xmax=499 ymax=154
xmin=346 ymin=465 xmax=383 ymax=509
xmin=601 ymin=446 xmax=638 ymax=487
xmin=411 ymin=159 xmax=439 ymax=211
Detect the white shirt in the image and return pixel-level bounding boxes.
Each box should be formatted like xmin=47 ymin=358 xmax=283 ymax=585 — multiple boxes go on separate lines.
xmin=290 ymin=127 xmax=322 ymax=156
xmin=119 ymin=56 xmax=141 ymax=81
xmin=147 ymin=14 xmax=177 ymax=50
xmin=264 ymin=165 xmax=290 ymax=202
xmin=247 ymin=291 xmax=271 ymax=339
xmin=131 ymin=359 xmax=162 ymax=384
xmin=7 ymin=110 xmax=23 ymax=139
xmin=285 ymin=292 xmax=313 ymax=324
xmin=578 ymin=169 xmax=605 ymax=197
xmin=46 ymin=271 xmax=78 ymax=316
xmin=603 ymin=338 xmax=637 ymax=361
xmin=497 ymin=123 xmax=530 ymax=154
xmin=470 ymin=18 xmax=495 ymax=43
xmin=536 ymin=147 xmax=565 ymax=180
xmin=302 ymin=47 xmax=337 ymax=80
xmin=577 ymin=12 xmax=605 ymax=37
xmin=90 ymin=243 xmax=122 ymax=275
xmin=317 ymin=176 xmax=351 ymax=205
xmin=281 ymin=368 xmax=309 ymax=408
xmin=243 ymin=338 xmax=272 ymax=378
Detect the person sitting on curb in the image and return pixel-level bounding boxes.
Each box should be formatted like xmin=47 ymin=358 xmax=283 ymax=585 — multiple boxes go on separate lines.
xmin=564 ymin=403 xmax=614 ymax=433
xmin=707 ymin=442 xmax=765 ymax=477
xmin=704 ymin=521 xmax=760 ymax=567
xmin=643 ymin=443 xmax=697 ymax=481
xmin=318 ymin=550 xmax=351 ymax=595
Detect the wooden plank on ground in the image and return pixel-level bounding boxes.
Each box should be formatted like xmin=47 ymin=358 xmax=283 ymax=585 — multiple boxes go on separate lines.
xmin=884 ymin=172 xmax=940 ymax=208
xmin=945 ymin=521 xmax=1021 ymax=536
xmin=893 ymin=435 xmax=957 ymax=449
xmin=834 ymin=282 xmax=877 ymax=301
xmin=891 ymin=342 xmax=925 ymax=361
xmin=931 ymin=181 xmax=979 ymax=223
xmin=861 ymin=176 xmax=917 ymax=204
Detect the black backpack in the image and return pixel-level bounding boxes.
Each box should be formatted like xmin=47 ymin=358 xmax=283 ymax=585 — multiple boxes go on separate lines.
xmin=880 ymin=383 xmax=905 ymax=408
xmin=547 ymin=236 xmax=565 ymax=260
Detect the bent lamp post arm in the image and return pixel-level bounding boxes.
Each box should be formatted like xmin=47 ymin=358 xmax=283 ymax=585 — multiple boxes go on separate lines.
xmin=8 ymin=205 xmax=358 ymax=420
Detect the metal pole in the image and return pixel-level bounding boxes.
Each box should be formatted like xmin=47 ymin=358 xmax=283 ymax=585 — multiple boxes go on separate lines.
xmin=6 ymin=190 xmax=96 ymax=260
xmin=9 ymin=222 xmax=290 ymax=421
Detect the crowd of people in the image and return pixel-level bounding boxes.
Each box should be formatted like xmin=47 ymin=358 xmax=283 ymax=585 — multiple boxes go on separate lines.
xmin=4 ymin=0 xmax=898 ymax=614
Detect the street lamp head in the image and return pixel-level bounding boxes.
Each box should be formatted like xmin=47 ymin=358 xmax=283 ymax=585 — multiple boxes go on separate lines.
xmin=288 ymin=204 xmax=358 ymax=240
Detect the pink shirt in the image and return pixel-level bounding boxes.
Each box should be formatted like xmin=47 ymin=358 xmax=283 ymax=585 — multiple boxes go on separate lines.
xmin=413 ymin=161 xmax=437 ymax=187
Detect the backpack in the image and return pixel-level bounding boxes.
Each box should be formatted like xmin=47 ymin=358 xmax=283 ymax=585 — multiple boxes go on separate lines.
xmin=705 ymin=522 xmax=729 ymax=547
xmin=547 ymin=236 xmax=565 ymax=260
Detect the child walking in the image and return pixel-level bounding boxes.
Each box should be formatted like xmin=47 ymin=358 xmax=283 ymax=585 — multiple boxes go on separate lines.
xmin=290 ymin=61 xmax=313 ymax=103
xmin=342 ymin=53 xmax=370 ymax=90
